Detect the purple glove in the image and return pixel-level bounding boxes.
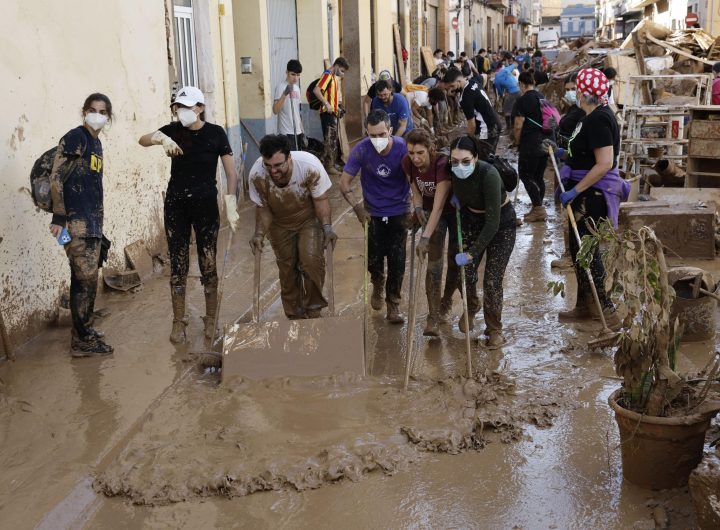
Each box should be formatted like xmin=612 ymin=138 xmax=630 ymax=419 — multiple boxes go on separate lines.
xmin=450 ymin=194 xmax=461 ymax=209
xmin=560 ymin=187 xmax=578 ymax=207
xmin=555 ymin=147 xmax=566 ymax=159
xmin=455 ymin=252 xmax=472 ymax=266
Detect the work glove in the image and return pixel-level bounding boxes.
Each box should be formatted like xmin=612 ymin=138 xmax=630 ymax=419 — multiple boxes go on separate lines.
xmin=455 ymin=252 xmax=472 ymax=266
xmin=554 ymin=147 xmax=567 ymax=160
xmin=414 ymin=206 xmax=428 ymax=227
xmin=151 ymin=130 xmax=183 ymax=157
xmin=283 ymin=84 xmax=293 ymax=96
xmin=249 ymin=232 xmax=265 ymax=255
xmin=223 ymin=195 xmax=240 ymax=233
xmin=416 ymin=236 xmax=430 ymax=257
xmin=541 ymin=138 xmax=557 ymax=153
xmin=450 ymin=194 xmax=461 ymax=210
xmin=353 ymin=203 xmax=370 ymax=225
xmin=560 ymin=187 xmax=579 ymax=207
xmin=322 ymin=223 xmax=338 ymax=250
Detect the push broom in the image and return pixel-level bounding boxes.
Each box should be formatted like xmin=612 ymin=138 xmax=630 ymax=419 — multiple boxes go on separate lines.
xmin=547 ymin=146 xmax=619 ymax=349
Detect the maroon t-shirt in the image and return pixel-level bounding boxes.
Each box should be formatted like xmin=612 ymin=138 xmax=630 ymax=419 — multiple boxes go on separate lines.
xmin=401 ymin=154 xmax=452 ymax=212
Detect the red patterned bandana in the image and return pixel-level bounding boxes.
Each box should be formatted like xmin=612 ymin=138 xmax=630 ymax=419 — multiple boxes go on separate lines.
xmin=577 ymin=68 xmax=610 ymax=105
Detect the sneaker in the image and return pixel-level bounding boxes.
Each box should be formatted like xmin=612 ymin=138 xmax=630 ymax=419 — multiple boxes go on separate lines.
xmin=371 ymin=284 xmax=384 ymax=311
xmin=305 ymin=308 xmax=322 ymax=318
xmin=523 ymin=206 xmax=548 ymax=223
xmin=71 ymin=337 xmax=114 ymax=358
xmin=386 ymin=303 xmax=405 ymax=324
xmin=458 ymin=312 xmax=475 ymax=333
xmin=423 ymin=316 xmax=440 ymax=337
xmin=486 ymin=331 xmax=505 ymax=350
xmin=86 ymin=327 xmax=105 ymax=339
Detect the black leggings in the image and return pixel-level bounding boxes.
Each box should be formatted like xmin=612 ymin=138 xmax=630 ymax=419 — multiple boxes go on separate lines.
xmin=164 ymin=194 xmax=219 ymax=291
xmin=568 ymin=188 xmax=611 ymax=308
xmin=518 ymin=153 xmax=548 ymax=207
xmin=368 ymin=214 xmax=408 ymax=304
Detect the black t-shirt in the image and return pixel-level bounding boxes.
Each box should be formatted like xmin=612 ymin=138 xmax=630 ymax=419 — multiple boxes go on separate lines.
xmin=159 ymin=121 xmax=232 ymax=198
xmin=511 ymin=89 xmax=546 ymax=156
xmin=559 ymin=106 xmax=586 ymax=140
xmin=534 ymin=70 xmax=549 ymax=85
xmin=367 ymin=80 xmax=403 ymax=99
xmin=460 ymin=79 xmax=498 ymax=135
xmin=567 ymin=105 xmax=620 ymax=170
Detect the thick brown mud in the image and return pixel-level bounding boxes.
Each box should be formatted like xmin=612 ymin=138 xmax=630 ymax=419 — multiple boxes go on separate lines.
xmin=94 ymin=372 xmax=563 ymax=505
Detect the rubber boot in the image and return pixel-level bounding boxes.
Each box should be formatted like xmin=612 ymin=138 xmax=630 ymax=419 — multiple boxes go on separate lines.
xmin=558 ymin=293 xmax=593 ymax=321
xmin=458 ymin=311 xmax=476 ymax=333
xmin=423 ymin=314 xmax=440 ymax=337
xmin=523 ymin=206 xmax=548 ymax=223
xmin=170 ymin=287 xmax=188 ymax=344
xmin=371 ymin=282 xmax=384 ymax=311
xmin=438 ymin=297 xmax=453 ymax=322
xmin=202 ymin=285 xmax=218 ymax=340
xmin=486 ymin=330 xmax=505 ymax=350
xmin=602 ymin=307 xmax=622 ymax=332
xmin=386 ymin=301 xmax=405 ymax=324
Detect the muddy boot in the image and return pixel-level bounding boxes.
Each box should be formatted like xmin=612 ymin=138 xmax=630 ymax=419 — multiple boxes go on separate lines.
xmin=458 ymin=311 xmax=476 ymax=333
xmin=386 ymin=302 xmax=405 ymax=324
xmin=558 ymin=294 xmax=593 ymax=321
xmin=523 ymin=206 xmax=548 ymax=223
xmin=170 ymin=287 xmax=188 ymax=344
xmin=486 ymin=331 xmax=505 ymax=350
xmin=305 ymin=308 xmax=322 ymax=318
xmin=602 ymin=307 xmax=622 ymax=332
xmin=203 ymin=285 xmax=218 ymax=340
xmin=423 ymin=315 xmax=440 ymax=337
xmin=371 ymin=282 xmax=384 ymax=311
xmin=438 ymin=298 xmax=453 ymax=322
xmin=71 ymin=335 xmax=114 ymax=358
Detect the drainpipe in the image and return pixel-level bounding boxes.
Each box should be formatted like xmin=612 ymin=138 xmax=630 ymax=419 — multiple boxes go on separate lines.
xmin=328 ymin=1 xmax=334 ymax=62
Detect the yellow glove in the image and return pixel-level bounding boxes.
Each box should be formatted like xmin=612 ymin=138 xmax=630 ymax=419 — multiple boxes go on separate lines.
xmin=151 ymin=130 xmax=183 ymax=157
xmin=223 ymin=194 xmax=240 ymax=233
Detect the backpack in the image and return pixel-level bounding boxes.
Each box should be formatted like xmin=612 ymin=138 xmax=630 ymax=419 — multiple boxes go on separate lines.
xmin=488 ymin=155 xmax=518 ymax=193
xmin=527 ymin=99 xmax=561 ymax=135
xmin=306 ymin=78 xmax=322 ymax=111
xmin=30 ymin=146 xmax=80 ymax=213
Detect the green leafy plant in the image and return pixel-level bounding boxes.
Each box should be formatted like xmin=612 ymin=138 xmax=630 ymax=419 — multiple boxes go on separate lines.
xmin=546 ymin=280 xmax=565 ymax=298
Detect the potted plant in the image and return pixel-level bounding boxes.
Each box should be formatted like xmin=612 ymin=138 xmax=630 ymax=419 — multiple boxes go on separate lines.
xmin=564 ymin=222 xmax=720 ymax=489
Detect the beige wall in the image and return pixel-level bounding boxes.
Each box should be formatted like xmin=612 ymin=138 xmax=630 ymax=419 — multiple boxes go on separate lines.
xmin=542 ymin=0 xmax=562 ymax=19
xmin=1 ymin=0 xmax=238 ymax=346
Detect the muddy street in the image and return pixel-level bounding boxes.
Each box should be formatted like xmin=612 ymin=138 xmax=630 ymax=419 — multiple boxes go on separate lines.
xmin=1 ymin=161 xmax=716 ymax=530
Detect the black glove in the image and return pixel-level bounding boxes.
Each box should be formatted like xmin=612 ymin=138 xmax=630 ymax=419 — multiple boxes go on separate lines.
xmin=98 ymin=236 xmax=111 ymax=267
xmin=283 ymin=84 xmax=293 ymax=96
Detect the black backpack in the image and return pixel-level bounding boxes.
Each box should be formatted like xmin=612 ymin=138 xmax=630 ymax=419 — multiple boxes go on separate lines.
xmin=305 ymin=78 xmax=322 ymax=111
xmin=487 ymin=154 xmax=518 ymax=193
xmin=30 ymin=146 xmax=80 ymax=212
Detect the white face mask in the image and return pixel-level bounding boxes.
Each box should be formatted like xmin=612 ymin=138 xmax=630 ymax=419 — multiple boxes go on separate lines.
xmin=370 ymin=137 xmax=389 ymax=153
xmin=177 ymin=108 xmax=198 ymax=127
xmin=84 ymin=113 xmax=108 ymax=131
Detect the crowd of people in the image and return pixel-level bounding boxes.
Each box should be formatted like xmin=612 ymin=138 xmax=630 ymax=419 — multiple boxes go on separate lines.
xmin=45 ymin=42 xmax=627 ymax=357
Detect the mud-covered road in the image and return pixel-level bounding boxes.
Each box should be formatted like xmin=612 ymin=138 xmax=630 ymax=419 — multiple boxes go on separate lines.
xmin=1 ymin=144 xmax=717 ymax=529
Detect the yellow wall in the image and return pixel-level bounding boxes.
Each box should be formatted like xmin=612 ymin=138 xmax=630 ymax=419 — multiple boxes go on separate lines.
xmin=297 ymin=0 xmax=330 ymax=93
xmin=374 ymin=0 xmax=399 ymax=79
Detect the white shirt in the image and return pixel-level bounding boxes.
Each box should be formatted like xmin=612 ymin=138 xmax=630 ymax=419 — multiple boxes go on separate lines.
xmin=273 ymin=81 xmax=303 ymax=136
xmin=405 ymin=90 xmax=431 ymax=109
xmin=249 ymin=151 xmax=332 ymax=208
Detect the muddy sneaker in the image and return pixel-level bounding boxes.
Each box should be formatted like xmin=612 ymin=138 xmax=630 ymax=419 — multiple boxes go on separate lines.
xmin=423 ymin=316 xmax=440 ymax=337
xmin=71 ymin=337 xmax=114 ymax=358
xmin=169 ymin=318 xmax=188 ymax=344
xmin=458 ymin=312 xmax=475 ymax=333
xmin=558 ymin=303 xmax=593 ymax=321
xmin=305 ymin=308 xmax=322 ymax=318
xmin=371 ymin=284 xmax=384 ymax=311
xmin=523 ymin=206 xmax=548 ymax=223
xmin=486 ymin=331 xmax=505 ymax=350
xmin=386 ymin=303 xmax=405 ymax=324
xmin=86 ymin=327 xmax=105 ymax=339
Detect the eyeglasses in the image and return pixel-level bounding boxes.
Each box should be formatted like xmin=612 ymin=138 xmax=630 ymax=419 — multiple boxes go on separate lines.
xmin=263 ymin=157 xmax=289 ymax=171
xmin=450 ymin=160 xmax=475 ymax=168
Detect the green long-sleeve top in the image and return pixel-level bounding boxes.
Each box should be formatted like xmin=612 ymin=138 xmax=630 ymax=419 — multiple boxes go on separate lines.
xmin=452 ymin=161 xmax=506 ymax=258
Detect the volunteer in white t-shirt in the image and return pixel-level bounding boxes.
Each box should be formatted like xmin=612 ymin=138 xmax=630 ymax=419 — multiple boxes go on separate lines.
xmin=272 ymin=59 xmax=305 ymax=150
xmin=248 ymin=135 xmax=336 ymax=319
xmin=404 ymin=87 xmax=445 ymax=134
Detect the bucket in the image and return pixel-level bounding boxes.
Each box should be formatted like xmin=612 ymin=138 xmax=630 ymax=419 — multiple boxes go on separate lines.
xmin=608 ymin=389 xmax=718 ymax=489
xmin=670 ymin=276 xmax=717 ymax=342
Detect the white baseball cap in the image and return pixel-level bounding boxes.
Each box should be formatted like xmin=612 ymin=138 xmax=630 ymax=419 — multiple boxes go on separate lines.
xmin=173 ymin=86 xmax=205 ymax=107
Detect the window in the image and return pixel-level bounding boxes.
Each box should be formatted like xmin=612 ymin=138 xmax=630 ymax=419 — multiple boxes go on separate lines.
xmin=173 ymin=0 xmax=199 ymax=88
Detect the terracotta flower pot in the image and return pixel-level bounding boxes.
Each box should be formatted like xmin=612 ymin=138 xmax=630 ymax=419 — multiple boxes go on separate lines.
xmin=608 ymin=389 xmax=720 ymax=489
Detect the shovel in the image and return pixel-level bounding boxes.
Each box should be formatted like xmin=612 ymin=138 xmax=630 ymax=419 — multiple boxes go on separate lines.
xmin=456 ymin=207 xmax=474 ymax=378
xmin=404 ymin=245 xmax=427 ymax=391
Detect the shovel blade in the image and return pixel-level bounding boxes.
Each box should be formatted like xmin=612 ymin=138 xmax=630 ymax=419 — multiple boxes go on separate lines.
xmin=221 ymin=315 xmax=365 ymax=381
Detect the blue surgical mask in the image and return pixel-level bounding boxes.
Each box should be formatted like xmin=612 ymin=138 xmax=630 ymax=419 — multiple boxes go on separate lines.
xmin=564 ymin=90 xmax=577 ymax=106
xmin=452 ymin=163 xmax=475 ymax=179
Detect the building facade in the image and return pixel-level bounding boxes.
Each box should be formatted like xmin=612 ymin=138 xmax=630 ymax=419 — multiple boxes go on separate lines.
xmin=560 ymin=1 xmax=597 ymax=39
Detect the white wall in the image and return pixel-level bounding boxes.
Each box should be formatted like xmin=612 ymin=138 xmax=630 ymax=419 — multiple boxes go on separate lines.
xmin=1 ymin=1 xmax=174 ymax=344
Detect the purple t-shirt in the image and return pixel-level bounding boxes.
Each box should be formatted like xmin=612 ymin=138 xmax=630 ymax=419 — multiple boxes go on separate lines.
xmin=344 ymin=137 xmax=409 ymax=217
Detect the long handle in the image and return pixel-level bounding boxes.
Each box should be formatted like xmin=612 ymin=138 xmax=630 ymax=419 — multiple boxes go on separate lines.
xmin=326 ymin=244 xmax=335 ymax=316
xmin=363 ymin=220 xmax=369 ymax=375
xmin=548 ymin=147 xmax=612 ymax=333
xmin=252 ymin=249 xmax=261 ymax=324
xmin=289 ymin=97 xmax=300 ymax=151
xmin=407 ymin=228 xmax=416 ymax=340
xmin=455 ymin=208 xmax=473 ymax=379
xmin=211 ymin=230 xmax=234 ymax=344
xmin=404 ymin=256 xmax=426 ymax=390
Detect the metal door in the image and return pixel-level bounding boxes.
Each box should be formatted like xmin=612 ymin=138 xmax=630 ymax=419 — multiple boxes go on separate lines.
xmin=267 ymin=0 xmax=299 ymax=100
xmin=427 ymin=6 xmax=438 ymax=51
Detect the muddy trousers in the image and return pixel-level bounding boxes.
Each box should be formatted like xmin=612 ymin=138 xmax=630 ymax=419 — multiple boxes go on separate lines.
xmin=368 ymin=215 xmax=408 ymax=304
xmin=568 ymin=188 xmax=611 ymax=309
xmin=518 ymin=153 xmax=549 ymax=207
xmin=320 ymin=112 xmax=338 ymax=168
xmin=458 ymin=204 xmax=517 ymax=332
xmin=268 ymin=218 xmax=327 ymax=318
xmin=65 ymin=237 xmax=101 ymax=341
xmin=425 ymin=212 xmax=460 ymax=315
xmin=164 ymin=194 xmax=219 ymax=302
